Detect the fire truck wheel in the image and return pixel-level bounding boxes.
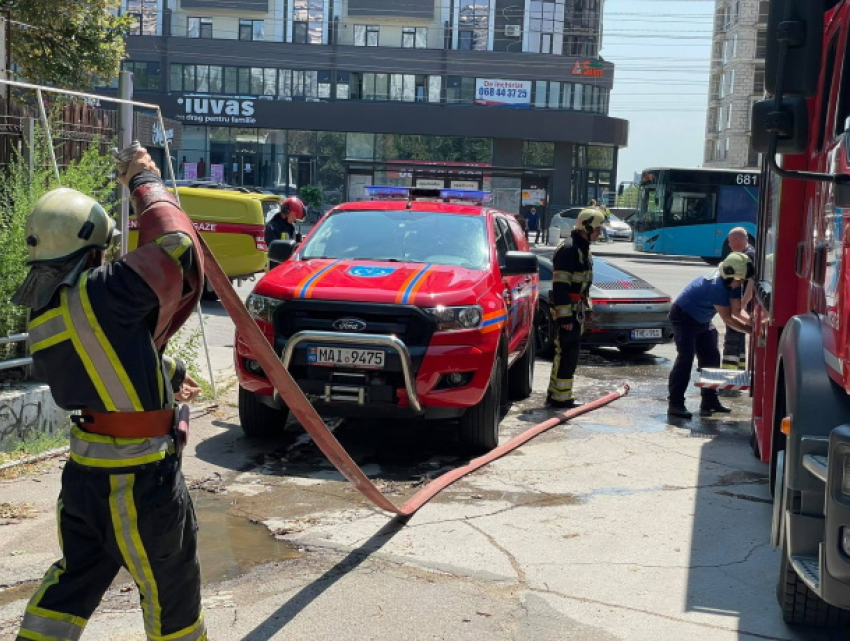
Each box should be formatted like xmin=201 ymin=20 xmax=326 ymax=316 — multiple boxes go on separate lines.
xmin=778 ymin=535 xmax=850 ymax=627
xmin=508 ymin=336 xmax=535 ymax=401
xmin=238 ymin=386 xmax=289 ymax=437
xmin=459 ymin=353 xmax=504 ymax=454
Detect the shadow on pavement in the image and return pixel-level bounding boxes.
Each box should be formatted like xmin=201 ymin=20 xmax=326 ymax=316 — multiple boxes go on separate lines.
xmin=240 ymin=517 xmax=408 ymax=641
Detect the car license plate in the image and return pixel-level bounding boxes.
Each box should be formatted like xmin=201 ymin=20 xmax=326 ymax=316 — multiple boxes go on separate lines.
xmin=308 ymin=346 xmax=385 ymax=369
xmin=631 ymin=328 xmax=663 ymax=339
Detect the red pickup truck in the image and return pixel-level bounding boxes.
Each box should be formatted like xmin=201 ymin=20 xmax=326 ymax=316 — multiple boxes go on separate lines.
xmin=234 ymin=187 xmax=539 ymax=453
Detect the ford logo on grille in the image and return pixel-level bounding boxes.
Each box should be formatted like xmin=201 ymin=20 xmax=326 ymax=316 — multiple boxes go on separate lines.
xmin=332 ymin=318 xmax=367 ymax=332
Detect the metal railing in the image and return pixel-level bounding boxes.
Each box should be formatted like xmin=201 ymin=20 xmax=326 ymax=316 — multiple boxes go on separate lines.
xmin=0 ymin=333 xmax=31 ymax=371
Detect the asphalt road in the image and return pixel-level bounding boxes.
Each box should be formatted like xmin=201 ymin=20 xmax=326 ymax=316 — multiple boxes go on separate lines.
xmin=0 ymin=244 xmax=840 ymax=640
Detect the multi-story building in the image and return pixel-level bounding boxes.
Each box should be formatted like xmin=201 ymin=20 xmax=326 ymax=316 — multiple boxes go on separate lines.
xmin=704 ymin=0 xmax=768 ymax=169
xmin=114 ymin=0 xmax=627 ymax=217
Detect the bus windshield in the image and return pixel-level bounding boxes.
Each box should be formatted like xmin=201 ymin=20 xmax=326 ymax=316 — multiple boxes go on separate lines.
xmin=633 ymin=168 xmax=759 ymax=261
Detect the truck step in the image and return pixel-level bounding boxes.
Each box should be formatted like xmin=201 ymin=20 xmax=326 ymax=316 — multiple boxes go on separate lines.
xmin=695 ymin=368 xmax=750 ymax=391
xmin=791 ymin=555 xmax=821 ymax=592
xmin=802 ymin=454 xmax=828 ymax=483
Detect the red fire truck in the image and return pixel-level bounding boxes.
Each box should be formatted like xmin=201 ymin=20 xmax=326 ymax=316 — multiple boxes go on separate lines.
xmin=750 ymin=0 xmax=850 ymax=627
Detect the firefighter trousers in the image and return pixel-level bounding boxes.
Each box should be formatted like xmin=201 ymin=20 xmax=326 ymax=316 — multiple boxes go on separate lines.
xmin=668 ymin=305 xmax=720 ymax=406
xmin=547 ymin=322 xmax=583 ymax=402
xmin=722 ymin=326 xmax=747 ymax=370
xmin=17 ymin=455 xmax=206 ymax=641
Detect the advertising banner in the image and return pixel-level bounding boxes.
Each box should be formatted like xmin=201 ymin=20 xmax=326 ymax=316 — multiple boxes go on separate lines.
xmin=184 ymin=163 xmax=198 ymax=180
xmin=475 ymin=79 xmax=531 ymax=108
xmin=210 ymin=164 xmax=224 ymax=182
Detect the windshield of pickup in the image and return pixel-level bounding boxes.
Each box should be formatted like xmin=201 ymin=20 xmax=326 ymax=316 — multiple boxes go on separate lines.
xmin=300 ymin=209 xmax=490 ymax=269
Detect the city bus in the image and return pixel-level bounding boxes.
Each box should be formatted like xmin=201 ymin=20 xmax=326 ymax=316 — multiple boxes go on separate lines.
xmin=631 ymin=167 xmax=760 ymax=262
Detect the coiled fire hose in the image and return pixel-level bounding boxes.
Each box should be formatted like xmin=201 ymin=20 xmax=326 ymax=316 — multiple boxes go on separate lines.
xmin=201 ymin=238 xmax=630 ymax=519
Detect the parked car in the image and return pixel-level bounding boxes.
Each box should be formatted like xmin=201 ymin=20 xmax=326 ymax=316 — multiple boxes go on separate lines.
xmin=236 ymin=187 xmax=539 ymax=453
xmin=548 ymin=208 xmax=633 ymax=244
xmin=535 ymin=256 xmax=674 ymax=356
xmin=546 ymin=207 xmax=584 ymax=245
xmin=604 ymin=213 xmax=633 ymax=241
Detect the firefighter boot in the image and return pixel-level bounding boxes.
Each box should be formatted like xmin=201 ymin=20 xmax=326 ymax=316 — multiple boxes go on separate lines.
xmin=699 ymin=398 xmax=732 ymax=416
xmin=667 ymin=403 xmax=692 ymax=420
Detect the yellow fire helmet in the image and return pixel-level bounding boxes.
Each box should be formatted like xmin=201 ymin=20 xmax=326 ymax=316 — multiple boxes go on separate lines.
xmin=720 ymin=251 xmax=754 ymax=281
xmin=24 ymin=188 xmax=116 ymax=264
xmin=573 ymin=208 xmax=606 ymax=233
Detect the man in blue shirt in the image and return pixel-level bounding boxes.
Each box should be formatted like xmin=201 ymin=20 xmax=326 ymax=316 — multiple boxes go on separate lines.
xmin=667 ymin=252 xmax=753 ymax=419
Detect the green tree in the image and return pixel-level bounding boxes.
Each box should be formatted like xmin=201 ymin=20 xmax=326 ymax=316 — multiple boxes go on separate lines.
xmin=1 ymin=0 xmax=132 ymax=89
xmin=298 ymin=184 xmax=323 ymax=210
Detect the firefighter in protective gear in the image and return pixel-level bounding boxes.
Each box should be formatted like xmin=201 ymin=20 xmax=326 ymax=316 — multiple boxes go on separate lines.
xmin=265 ymin=195 xmax=306 ymax=245
xmin=546 ymin=208 xmax=604 ymax=409
xmin=13 ymin=148 xmax=208 ymax=641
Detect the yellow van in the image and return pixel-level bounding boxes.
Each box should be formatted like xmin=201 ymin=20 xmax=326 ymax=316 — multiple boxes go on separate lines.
xmin=129 ymin=186 xmax=281 ymax=296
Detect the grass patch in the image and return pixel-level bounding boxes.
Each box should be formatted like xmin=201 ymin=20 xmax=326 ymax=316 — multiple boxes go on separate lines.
xmin=0 ymin=429 xmax=68 ymax=465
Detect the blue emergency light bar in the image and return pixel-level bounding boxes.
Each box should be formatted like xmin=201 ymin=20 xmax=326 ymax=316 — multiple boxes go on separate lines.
xmin=364 ymin=185 xmax=492 ymax=204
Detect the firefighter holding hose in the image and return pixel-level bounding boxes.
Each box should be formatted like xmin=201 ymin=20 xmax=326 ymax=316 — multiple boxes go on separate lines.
xmin=12 ymin=147 xmax=208 ymax=641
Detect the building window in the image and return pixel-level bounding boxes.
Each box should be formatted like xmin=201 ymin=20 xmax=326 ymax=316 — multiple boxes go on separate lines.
xmin=122 ymin=61 xmax=160 ymax=90
xmin=753 ymin=66 xmax=765 ymax=94
xmin=529 ymin=0 xmax=565 ymax=55
xmin=446 ymin=76 xmax=475 ymax=104
xmin=126 ymin=0 xmax=157 ymax=36
xmin=428 ymin=75 xmax=442 ymax=102
xmin=756 ymin=29 xmax=767 ymax=59
xmin=362 ymin=74 xmax=390 ymax=101
xmin=293 ymin=0 xmax=324 ymax=44
xmin=758 ymin=1 xmax=769 ymax=23
xmin=354 ymin=24 xmax=379 ymax=46
xmin=402 ymin=27 xmax=427 ymax=49
xmin=458 ymin=0 xmax=490 ymax=51
xmin=188 ymin=17 xmax=213 ymax=39
xmin=239 ymin=19 xmax=265 ymax=41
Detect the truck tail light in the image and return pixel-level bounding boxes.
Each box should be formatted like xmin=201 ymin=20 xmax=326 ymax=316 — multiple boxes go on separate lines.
xmin=255 ymin=235 xmax=268 ymax=252
xmin=842 ymin=527 xmax=850 ymax=556
xmin=842 ymin=456 xmax=850 ymax=495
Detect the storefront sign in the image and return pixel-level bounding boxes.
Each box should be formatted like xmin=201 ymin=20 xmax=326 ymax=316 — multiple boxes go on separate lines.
xmin=571 ymin=60 xmax=605 ymax=79
xmin=522 ymin=189 xmax=547 ymax=207
xmin=175 ymin=97 xmax=257 ymax=125
xmin=415 ymin=179 xmax=444 ymax=188
xmin=474 ymin=79 xmax=531 ymax=108
xmin=451 ymin=180 xmax=479 ymax=190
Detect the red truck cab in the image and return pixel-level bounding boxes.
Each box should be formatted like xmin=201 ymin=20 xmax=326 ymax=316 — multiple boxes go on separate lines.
xmin=750 ymin=0 xmax=850 ymax=627
xmin=234 ymin=187 xmax=539 ymax=453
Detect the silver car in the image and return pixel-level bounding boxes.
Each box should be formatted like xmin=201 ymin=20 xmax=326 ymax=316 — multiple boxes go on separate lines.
xmin=535 ymin=256 xmax=674 ymax=356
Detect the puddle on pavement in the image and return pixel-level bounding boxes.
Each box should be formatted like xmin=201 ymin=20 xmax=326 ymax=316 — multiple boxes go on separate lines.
xmin=194 ymin=494 xmax=300 ymax=584
xmin=434 ymin=488 xmax=582 ymax=506
xmin=0 ymin=581 xmax=39 ymax=608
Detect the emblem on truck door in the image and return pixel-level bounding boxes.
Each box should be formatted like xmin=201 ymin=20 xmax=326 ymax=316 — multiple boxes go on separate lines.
xmin=332 ymin=318 xmax=367 ymax=332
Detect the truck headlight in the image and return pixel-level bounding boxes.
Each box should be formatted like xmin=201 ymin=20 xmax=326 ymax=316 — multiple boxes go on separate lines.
xmin=246 ymin=294 xmax=283 ymax=323
xmin=424 ymin=305 xmax=483 ymax=331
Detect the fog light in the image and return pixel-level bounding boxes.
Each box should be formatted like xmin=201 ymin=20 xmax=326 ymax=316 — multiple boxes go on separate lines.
xmin=245 ymin=359 xmax=263 ymax=375
xmin=843 ymin=527 xmax=850 ymax=556
xmin=448 ymin=372 xmax=464 ymax=385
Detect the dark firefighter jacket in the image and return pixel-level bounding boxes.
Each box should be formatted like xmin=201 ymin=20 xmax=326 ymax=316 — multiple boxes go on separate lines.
xmin=552 ymin=229 xmax=594 ymax=324
xmin=265 ymin=215 xmax=296 ymax=246
xmin=26 ymin=176 xmax=204 ymax=413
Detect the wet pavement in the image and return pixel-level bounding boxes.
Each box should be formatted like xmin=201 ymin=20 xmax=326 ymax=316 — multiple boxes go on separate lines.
xmin=3 ymin=252 xmax=841 ymax=640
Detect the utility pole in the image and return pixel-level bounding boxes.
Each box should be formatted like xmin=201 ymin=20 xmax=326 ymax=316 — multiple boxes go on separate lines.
xmin=118 ymin=70 xmax=134 ymax=257
xmin=1 ymin=10 xmax=10 ymax=109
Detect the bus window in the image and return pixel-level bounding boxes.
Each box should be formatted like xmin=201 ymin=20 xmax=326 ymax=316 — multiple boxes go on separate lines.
xmin=665 ymin=192 xmax=715 ymax=227
xmin=716 ymin=185 xmax=758 ymax=225
xmin=638 ymin=186 xmax=663 ymax=231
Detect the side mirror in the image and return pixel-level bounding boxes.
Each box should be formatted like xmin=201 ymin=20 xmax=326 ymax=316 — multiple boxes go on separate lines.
xmin=765 ymin=0 xmax=824 ymax=98
xmin=268 ymin=239 xmax=296 ymax=269
xmin=751 ymin=97 xmax=810 ymax=154
xmin=501 ymin=251 xmax=539 ymax=276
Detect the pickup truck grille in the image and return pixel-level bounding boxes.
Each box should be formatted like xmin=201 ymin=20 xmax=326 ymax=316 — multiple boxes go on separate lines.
xmin=273 ymin=300 xmax=437 ymax=371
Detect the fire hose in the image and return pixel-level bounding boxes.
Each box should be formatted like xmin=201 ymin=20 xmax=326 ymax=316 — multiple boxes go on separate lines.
xmin=202 ymin=237 xmax=630 ymax=519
